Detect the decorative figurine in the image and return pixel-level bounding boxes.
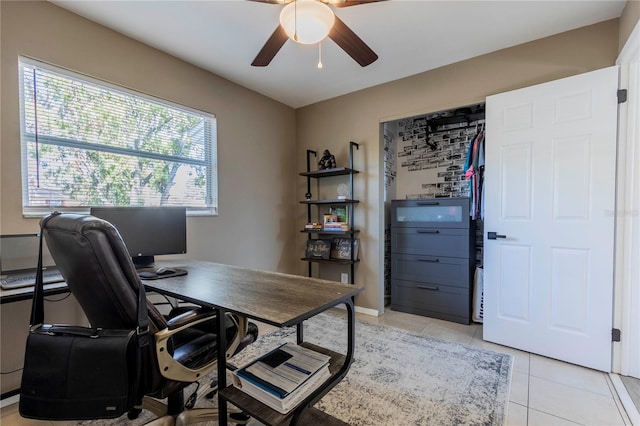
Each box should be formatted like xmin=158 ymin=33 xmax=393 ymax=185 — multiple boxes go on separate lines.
xmin=305 ymin=192 xmax=312 ymax=201
xmin=318 ymin=149 xmax=337 ymax=170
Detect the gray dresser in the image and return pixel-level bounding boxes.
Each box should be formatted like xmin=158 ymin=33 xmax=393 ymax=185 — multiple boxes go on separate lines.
xmin=390 ymin=198 xmax=475 ymax=324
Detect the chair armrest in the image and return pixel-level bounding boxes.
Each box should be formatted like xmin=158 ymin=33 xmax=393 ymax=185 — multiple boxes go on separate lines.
xmin=166 ymin=307 xmax=216 ymax=330
xmin=155 ymin=312 xmax=249 ymax=383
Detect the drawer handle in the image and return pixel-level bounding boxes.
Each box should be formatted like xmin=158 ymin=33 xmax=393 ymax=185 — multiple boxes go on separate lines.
xmin=416 ymin=229 xmax=440 ymax=234
xmin=417 ymin=258 xmax=440 ymax=263
xmin=417 ymin=285 xmax=439 ymax=291
xmin=416 ymin=201 xmax=440 ymax=206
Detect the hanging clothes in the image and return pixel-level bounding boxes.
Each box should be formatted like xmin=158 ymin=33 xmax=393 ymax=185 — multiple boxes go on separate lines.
xmin=464 ymin=128 xmax=485 ymax=220
xmin=478 ymin=133 xmax=485 ymax=220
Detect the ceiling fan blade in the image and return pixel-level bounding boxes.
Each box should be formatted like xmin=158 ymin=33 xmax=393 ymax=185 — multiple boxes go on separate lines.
xmin=330 ymin=0 xmax=386 ymax=7
xmin=252 ymin=25 xmax=289 ymax=67
xmin=328 ymin=16 xmax=378 ymax=67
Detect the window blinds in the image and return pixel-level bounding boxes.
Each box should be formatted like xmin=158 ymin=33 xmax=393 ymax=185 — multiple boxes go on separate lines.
xmin=19 ymin=58 xmax=217 ymax=214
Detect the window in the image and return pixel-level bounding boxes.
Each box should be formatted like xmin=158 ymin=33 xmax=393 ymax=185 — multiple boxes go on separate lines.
xmin=18 ymin=58 xmax=217 ymax=216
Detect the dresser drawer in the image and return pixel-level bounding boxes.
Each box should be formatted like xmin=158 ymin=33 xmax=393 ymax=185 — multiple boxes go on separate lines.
xmin=391 ymin=279 xmax=470 ymax=320
xmin=391 ymin=254 xmax=470 ymax=289
xmin=391 ymin=198 xmax=470 ymax=228
xmin=391 ymin=227 xmax=471 ymax=258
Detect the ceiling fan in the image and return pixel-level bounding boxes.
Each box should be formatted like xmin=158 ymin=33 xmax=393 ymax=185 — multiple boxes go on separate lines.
xmin=249 ymin=0 xmax=384 ymax=67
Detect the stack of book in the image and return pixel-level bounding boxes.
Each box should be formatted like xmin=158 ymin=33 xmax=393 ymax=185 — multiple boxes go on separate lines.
xmin=232 ymin=342 xmax=331 ymax=414
xmin=304 ymin=223 xmax=323 ymax=231
xmin=323 ymin=221 xmax=349 ymax=232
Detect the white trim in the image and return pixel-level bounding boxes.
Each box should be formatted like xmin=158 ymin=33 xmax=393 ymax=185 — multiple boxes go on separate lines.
xmin=0 ymin=394 xmax=20 ymax=409
xmin=333 ymin=304 xmax=381 ymax=317
xmin=22 ymin=206 xmax=218 ymax=218
xmin=355 ymin=305 xmax=380 ymax=317
xmin=618 ymin=21 xmax=640 ymax=65
xmin=613 ymin=20 xmax=640 ymax=379
xmin=610 ymin=373 xmax=640 ymax=426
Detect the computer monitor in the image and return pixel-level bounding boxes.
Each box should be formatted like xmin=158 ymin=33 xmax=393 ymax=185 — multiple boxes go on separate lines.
xmin=90 ymin=206 xmax=187 ymax=268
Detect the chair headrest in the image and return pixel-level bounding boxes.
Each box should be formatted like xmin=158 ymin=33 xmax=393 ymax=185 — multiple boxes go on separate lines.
xmin=41 ymin=212 xmax=166 ymax=331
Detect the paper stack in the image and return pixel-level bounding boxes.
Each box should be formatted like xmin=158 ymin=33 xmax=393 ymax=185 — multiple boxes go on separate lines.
xmin=232 ymin=342 xmax=331 ymax=414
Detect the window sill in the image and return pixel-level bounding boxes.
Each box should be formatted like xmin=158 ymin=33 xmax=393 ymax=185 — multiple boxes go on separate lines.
xmin=22 ymin=207 xmax=218 ymax=218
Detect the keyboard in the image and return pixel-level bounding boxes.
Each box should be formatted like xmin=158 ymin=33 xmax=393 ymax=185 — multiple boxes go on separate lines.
xmin=1 ymin=270 xmax=65 ymax=290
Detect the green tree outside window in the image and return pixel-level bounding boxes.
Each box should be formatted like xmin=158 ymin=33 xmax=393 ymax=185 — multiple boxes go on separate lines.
xmin=19 ymin=58 xmax=217 ymax=214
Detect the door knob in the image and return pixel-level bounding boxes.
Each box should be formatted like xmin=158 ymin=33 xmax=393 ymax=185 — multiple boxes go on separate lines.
xmin=487 ymin=232 xmax=507 ymax=240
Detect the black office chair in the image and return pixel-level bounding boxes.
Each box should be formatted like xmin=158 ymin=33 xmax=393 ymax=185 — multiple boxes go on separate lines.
xmin=40 ymin=213 xmax=258 ymax=425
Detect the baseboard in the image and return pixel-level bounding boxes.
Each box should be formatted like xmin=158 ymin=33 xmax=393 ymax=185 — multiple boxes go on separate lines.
xmin=610 ymin=373 xmax=640 ymax=426
xmin=332 ymin=304 xmax=380 ymax=317
xmin=0 ymin=393 xmax=19 ymax=409
xmin=355 ymin=306 xmax=379 ymax=317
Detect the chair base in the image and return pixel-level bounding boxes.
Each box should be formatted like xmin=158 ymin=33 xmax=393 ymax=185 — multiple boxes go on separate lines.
xmin=137 ymin=385 xmax=250 ymax=426
xmin=143 ymin=409 xmax=250 ymax=426
xmin=177 ymin=409 xmax=250 ymax=426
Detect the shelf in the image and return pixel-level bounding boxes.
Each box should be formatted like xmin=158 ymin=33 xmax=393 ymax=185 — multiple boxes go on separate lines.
xmin=219 ymin=390 xmax=348 ymax=426
xmin=428 ymin=111 xmax=485 ymax=129
xmin=301 ymin=143 xmax=359 ymax=283
xmin=301 ymin=229 xmax=359 ymax=235
xmin=299 ymin=167 xmax=359 ymax=178
xmin=220 ymin=342 xmax=346 ymax=426
xmin=301 ymin=257 xmax=360 ymax=265
xmin=300 ymin=199 xmax=359 ymax=205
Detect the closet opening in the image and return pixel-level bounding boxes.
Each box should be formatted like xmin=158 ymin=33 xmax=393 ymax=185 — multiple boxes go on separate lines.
xmin=382 ymin=103 xmax=485 ymax=321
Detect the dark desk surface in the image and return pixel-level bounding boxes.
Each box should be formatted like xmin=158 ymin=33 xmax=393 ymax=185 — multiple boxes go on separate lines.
xmin=0 ymin=260 xmax=365 ymax=324
xmin=0 ymin=282 xmax=69 ymax=304
xmin=143 ymin=260 xmax=364 ymax=327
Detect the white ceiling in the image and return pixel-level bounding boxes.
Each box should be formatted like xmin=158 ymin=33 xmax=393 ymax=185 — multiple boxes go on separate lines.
xmin=51 ymin=0 xmax=626 ymax=108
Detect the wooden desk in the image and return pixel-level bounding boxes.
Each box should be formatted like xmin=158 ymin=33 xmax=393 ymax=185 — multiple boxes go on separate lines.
xmin=144 ymin=260 xmax=364 ymax=426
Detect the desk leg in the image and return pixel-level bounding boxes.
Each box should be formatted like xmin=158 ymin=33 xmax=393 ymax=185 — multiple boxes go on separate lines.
xmin=289 ymin=298 xmax=356 ymax=425
xmin=217 ymin=307 xmax=228 ymax=426
xmin=347 ymin=298 xmax=355 ymax=364
xmin=296 ymin=322 xmax=304 ymax=345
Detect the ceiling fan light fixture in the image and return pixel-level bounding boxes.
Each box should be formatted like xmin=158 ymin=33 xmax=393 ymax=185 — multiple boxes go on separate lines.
xmin=279 ymin=0 xmax=335 ymax=45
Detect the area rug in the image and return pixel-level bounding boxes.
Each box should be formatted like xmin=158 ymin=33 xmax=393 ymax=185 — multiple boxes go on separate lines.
xmin=232 ymin=312 xmax=512 ymax=425
xmin=83 ymin=312 xmax=512 ymax=425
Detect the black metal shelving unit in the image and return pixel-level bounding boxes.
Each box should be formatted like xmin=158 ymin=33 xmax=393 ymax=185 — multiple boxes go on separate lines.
xmin=300 ymin=142 xmax=360 ymax=283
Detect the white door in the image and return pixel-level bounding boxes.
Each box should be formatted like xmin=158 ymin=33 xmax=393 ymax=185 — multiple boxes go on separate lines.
xmin=483 ymin=66 xmax=619 ymax=371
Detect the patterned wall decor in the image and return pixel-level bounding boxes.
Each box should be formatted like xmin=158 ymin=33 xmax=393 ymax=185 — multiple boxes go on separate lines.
xmin=394 ymin=104 xmax=485 ymax=265
xmin=397 ymin=108 xmax=484 ymax=199
xmin=383 ymin=127 xmax=396 ymax=194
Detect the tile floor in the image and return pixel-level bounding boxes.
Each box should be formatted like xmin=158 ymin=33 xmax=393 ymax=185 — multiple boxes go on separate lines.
xmin=1 ymin=308 xmax=631 ymax=425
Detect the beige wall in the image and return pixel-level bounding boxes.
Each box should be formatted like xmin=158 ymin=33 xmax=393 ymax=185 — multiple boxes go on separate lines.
xmin=0 ymin=1 xmax=297 ymax=273
xmin=296 ymin=19 xmax=620 ymax=312
xmin=620 ymin=0 xmax=640 ymax=51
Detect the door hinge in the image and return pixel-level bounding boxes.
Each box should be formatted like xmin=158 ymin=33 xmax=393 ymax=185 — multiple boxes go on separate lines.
xmin=618 ymin=89 xmax=628 ymax=104
xmin=612 ymin=328 xmax=621 ymax=342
